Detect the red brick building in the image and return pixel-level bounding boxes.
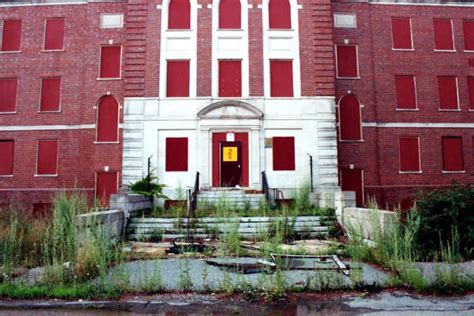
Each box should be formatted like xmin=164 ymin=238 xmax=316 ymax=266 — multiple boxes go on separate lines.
xmin=0 ymin=0 xmax=472 ymax=213
xmin=334 ymin=0 xmax=474 ymax=208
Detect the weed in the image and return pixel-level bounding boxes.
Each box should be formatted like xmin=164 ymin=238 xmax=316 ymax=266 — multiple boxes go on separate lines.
xmin=177 ymin=260 xmax=193 ymax=291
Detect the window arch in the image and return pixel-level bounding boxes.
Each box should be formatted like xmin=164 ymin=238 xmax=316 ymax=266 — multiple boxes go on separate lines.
xmin=219 ymin=0 xmax=241 ymax=29
xmin=338 ymin=94 xmax=362 ymax=141
xmin=96 ymin=96 xmax=119 ymax=142
xmin=168 ymin=0 xmax=191 ymax=29
xmin=269 ymin=0 xmax=291 ymax=29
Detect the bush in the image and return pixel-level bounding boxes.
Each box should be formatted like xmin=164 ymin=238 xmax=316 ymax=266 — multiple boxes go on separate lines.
xmin=129 ymin=172 xmax=167 ymax=199
xmin=414 ymin=183 xmax=474 ymax=260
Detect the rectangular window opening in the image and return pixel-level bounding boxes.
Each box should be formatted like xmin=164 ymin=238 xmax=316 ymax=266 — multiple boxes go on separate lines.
xmin=0 ymin=140 xmax=14 ymax=176
xmin=272 ymin=137 xmax=295 ymax=171
xmin=434 ymin=18 xmax=455 ymax=51
xmin=39 ymin=77 xmax=61 ymax=112
xmin=442 ymin=137 xmax=464 ymax=172
xmin=166 ymin=60 xmax=190 ymax=97
xmin=1 ymin=20 xmax=22 ymax=52
xmin=270 ymin=60 xmax=293 ymax=97
xmin=166 ymin=137 xmax=188 ymax=171
xmin=399 ymin=137 xmax=421 ymax=172
xmin=392 ymin=17 xmax=413 ymax=50
xmin=44 ymin=18 xmax=65 ymax=51
xmin=36 ymin=139 xmax=58 ymax=176
xmin=99 ymin=46 xmax=122 ymax=79
xmin=336 ymin=45 xmax=358 ymax=78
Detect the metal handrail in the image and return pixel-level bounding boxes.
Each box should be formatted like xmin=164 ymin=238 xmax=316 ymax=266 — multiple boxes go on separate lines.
xmin=191 ymin=171 xmax=200 ymax=214
xmin=262 ymin=171 xmax=270 ymax=204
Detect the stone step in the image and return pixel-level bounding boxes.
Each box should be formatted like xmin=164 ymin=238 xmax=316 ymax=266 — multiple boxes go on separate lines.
xmin=127 ymin=231 xmax=329 ymax=241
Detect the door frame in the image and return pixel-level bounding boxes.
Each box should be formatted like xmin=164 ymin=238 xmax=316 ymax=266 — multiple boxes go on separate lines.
xmin=340 ymin=168 xmax=365 ymax=206
xmin=219 ymin=141 xmax=243 ymax=187
xmin=212 ymin=131 xmax=249 ymax=187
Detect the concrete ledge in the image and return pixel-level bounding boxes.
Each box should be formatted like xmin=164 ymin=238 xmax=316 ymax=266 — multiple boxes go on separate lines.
xmin=77 ymin=209 xmax=125 ymax=242
xmin=341 ymin=207 xmax=397 ymax=242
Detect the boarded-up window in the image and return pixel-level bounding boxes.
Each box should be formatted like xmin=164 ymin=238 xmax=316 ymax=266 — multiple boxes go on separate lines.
xmin=167 ymin=60 xmax=190 ymax=97
xmin=269 ymin=0 xmax=291 ymax=29
xmin=44 ymin=18 xmax=65 ymax=50
xmin=96 ymin=96 xmax=119 ymax=142
xmin=219 ymin=60 xmax=242 ymax=97
xmin=96 ymin=172 xmax=118 ymax=206
xmin=339 ymin=94 xmax=362 ymax=141
xmin=0 ymin=78 xmax=17 ymax=112
xmin=168 ymin=0 xmax=191 ymax=29
xmin=0 ymin=140 xmax=14 ymax=176
xmin=468 ymin=77 xmax=474 ymax=110
xmin=336 ymin=45 xmax=358 ymax=78
xmin=40 ymin=78 xmax=61 ymax=112
xmin=1 ymin=20 xmax=21 ymax=52
xmin=442 ymin=137 xmax=464 ymax=171
xmin=463 ymin=20 xmax=474 ymax=51
xmin=99 ymin=46 xmax=121 ymax=79
xmin=395 ymin=75 xmax=417 ymax=109
xmin=434 ymin=18 xmax=454 ymax=51
xmin=272 ymin=137 xmax=295 ymax=171
xmin=399 ymin=137 xmax=421 ymax=172
xmin=438 ymin=76 xmax=458 ymax=110
xmin=270 ymin=60 xmax=293 ymax=97
xmin=340 ymin=169 xmax=364 ymax=206
xmin=36 ymin=139 xmax=58 ymax=175
xmin=391 ymin=17 xmax=412 ymax=49
xmin=219 ymin=0 xmax=240 ymax=29
xmin=166 ymin=138 xmax=188 ymax=171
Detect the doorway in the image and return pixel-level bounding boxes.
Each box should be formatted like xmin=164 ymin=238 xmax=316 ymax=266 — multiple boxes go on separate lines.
xmin=220 ymin=141 xmax=242 ymax=187
xmin=340 ymin=168 xmax=364 ymax=206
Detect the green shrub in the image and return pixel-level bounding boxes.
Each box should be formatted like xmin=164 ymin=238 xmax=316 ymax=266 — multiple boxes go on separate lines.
xmin=129 ymin=172 xmax=167 ymax=199
xmin=414 ymin=183 xmax=474 ymax=260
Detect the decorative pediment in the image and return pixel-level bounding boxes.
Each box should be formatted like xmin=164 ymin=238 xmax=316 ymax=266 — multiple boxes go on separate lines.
xmin=197 ymin=100 xmax=263 ymax=120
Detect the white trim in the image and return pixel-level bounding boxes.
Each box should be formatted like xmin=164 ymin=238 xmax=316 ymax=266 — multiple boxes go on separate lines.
xmin=398 ymin=136 xmax=422 ymax=173
xmin=433 ymin=18 xmax=456 ymax=52
xmin=335 ymin=45 xmax=360 ymax=79
xmin=95 ymin=95 xmax=121 ymax=143
xmin=262 ymin=0 xmax=301 ymax=97
xmin=391 ymin=16 xmax=414 ymax=50
xmin=100 ymin=13 xmax=124 ymax=29
xmin=212 ymin=0 xmax=249 ymax=98
xmin=438 ymin=76 xmax=460 ymax=111
xmin=337 ymin=93 xmax=363 ymax=142
xmin=98 ymin=45 xmax=123 ymax=80
xmin=0 ymin=124 xmax=96 ymax=132
xmin=35 ymin=138 xmax=59 ymax=176
xmin=38 ymin=76 xmax=62 ymax=113
xmin=334 ymin=13 xmax=357 ymax=28
xmin=362 ymin=122 xmax=474 ymax=128
xmin=42 ymin=17 xmax=65 ymax=52
xmin=160 ymin=0 xmax=198 ymax=98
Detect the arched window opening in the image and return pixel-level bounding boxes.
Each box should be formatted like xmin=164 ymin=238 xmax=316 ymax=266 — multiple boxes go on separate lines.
xmin=219 ymin=0 xmax=241 ymax=29
xmin=96 ymin=96 xmax=119 ymax=142
xmin=269 ymin=0 xmax=291 ymax=29
xmin=339 ymin=94 xmax=362 ymax=141
xmin=168 ymin=0 xmax=191 ymax=29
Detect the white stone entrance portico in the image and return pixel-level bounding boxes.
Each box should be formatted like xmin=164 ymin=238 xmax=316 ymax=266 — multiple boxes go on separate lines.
xmin=122 ymin=97 xmax=339 ymax=201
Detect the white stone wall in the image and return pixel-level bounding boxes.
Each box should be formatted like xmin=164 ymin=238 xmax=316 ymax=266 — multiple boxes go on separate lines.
xmin=122 ymin=97 xmax=339 ymax=198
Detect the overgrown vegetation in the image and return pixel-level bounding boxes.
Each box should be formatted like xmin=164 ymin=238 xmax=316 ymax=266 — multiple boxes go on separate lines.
xmin=129 ymin=172 xmax=168 ymax=200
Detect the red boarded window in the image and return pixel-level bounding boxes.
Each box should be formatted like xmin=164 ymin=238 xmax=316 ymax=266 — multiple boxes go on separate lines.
xmin=99 ymin=46 xmax=121 ymax=79
xmin=0 ymin=140 xmax=14 ymax=176
xmin=270 ymin=60 xmax=293 ymax=97
xmin=395 ymin=75 xmax=417 ymax=109
xmin=166 ymin=138 xmax=188 ymax=171
xmin=269 ymin=0 xmax=291 ymax=29
xmin=391 ymin=17 xmax=413 ymax=49
xmin=96 ymin=172 xmax=118 ymax=206
xmin=1 ymin=20 xmax=22 ymax=52
xmin=340 ymin=169 xmax=364 ymax=206
xmin=434 ymin=18 xmax=454 ymax=51
xmin=168 ymin=0 xmax=191 ymax=29
xmin=44 ymin=18 xmax=65 ymax=50
xmin=167 ymin=60 xmax=190 ymax=97
xmin=219 ymin=0 xmax=241 ymax=29
xmin=339 ymin=94 xmax=362 ymax=141
xmin=463 ymin=20 xmax=474 ymax=51
xmin=96 ymin=96 xmax=119 ymax=142
xmin=437 ymin=76 xmax=458 ymax=110
xmin=468 ymin=77 xmax=474 ymax=110
xmin=399 ymin=137 xmax=420 ymax=172
xmin=336 ymin=45 xmax=358 ymax=78
xmin=219 ymin=60 xmax=242 ymax=97
xmin=442 ymin=137 xmax=464 ymax=171
xmin=272 ymin=137 xmax=295 ymax=171
xmin=0 ymin=78 xmax=17 ymax=112
xmin=40 ymin=78 xmax=61 ymax=112
xmin=36 ymin=139 xmax=58 ymax=175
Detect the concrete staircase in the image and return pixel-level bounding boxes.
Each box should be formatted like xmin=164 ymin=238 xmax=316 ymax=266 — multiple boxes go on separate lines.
xmin=196 ymin=189 xmax=266 ymax=210
xmin=126 ymin=216 xmax=333 ymax=241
